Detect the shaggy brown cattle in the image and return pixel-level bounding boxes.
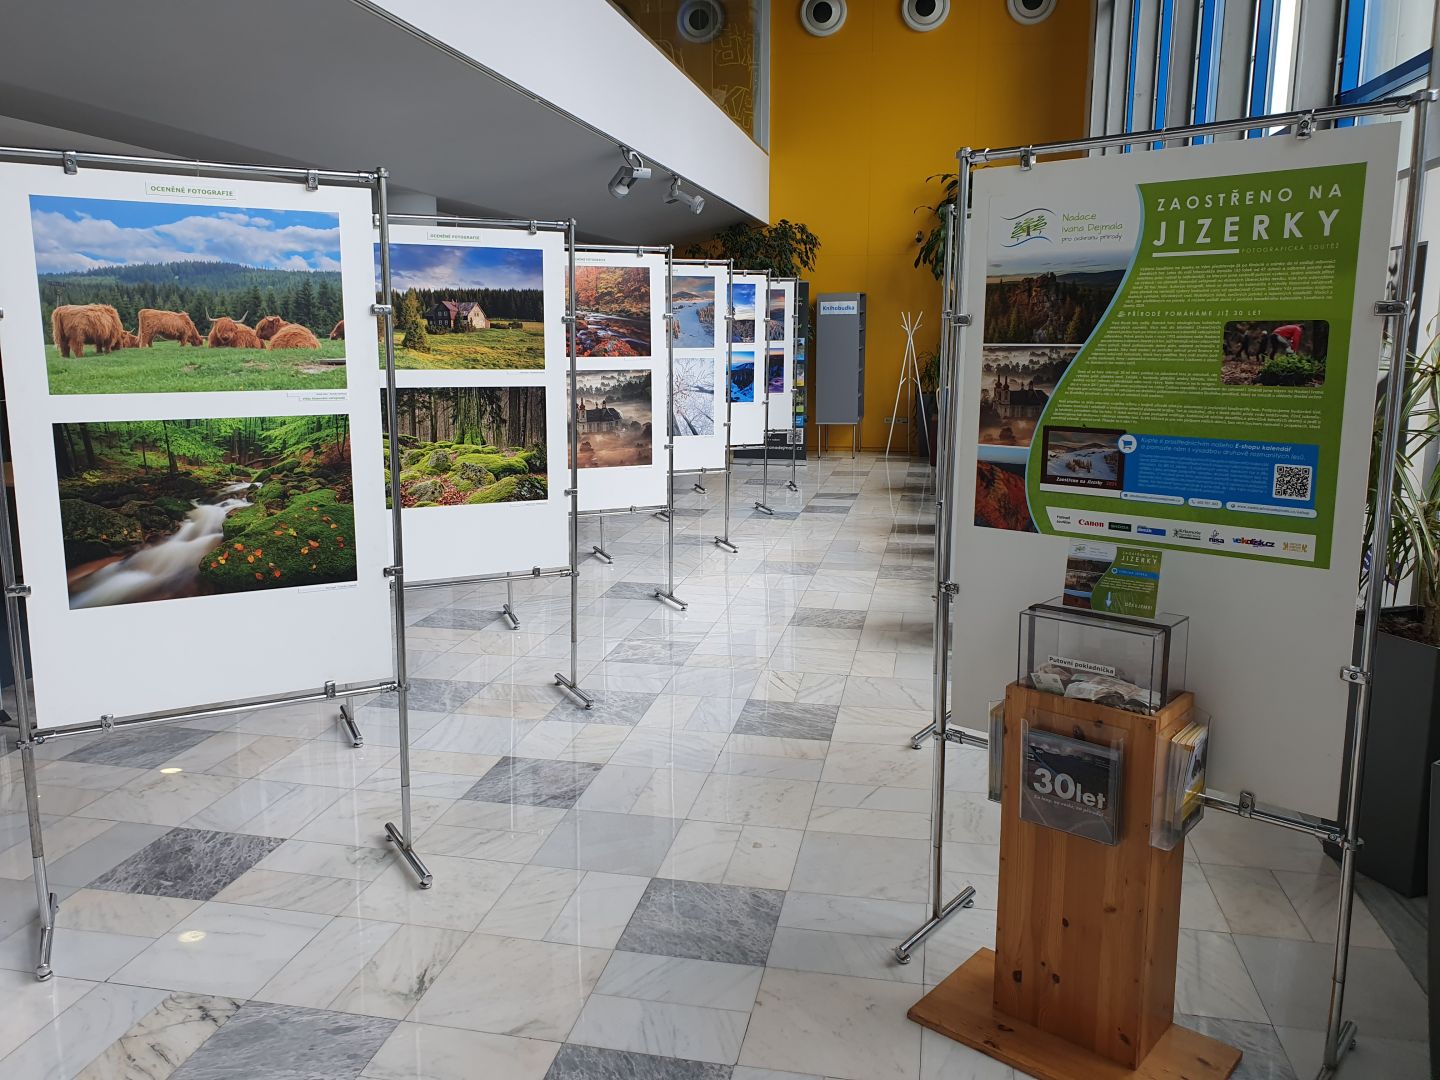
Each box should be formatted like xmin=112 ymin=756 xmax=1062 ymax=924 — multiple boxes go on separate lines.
xmin=51 ymin=304 xmax=125 ymax=357
xmin=267 ymin=323 xmax=321 ymax=350
xmin=255 ymin=315 xmax=287 ymax=341
xmin=207 ymin=317 xmax=265 ymax=349
xmin=330 ymin=319 xmax=345 ymax=340
xmin=118 ymin=331 xmax=141 ymax=348
xmin=138 ymin=309 xmax=204 ymax=347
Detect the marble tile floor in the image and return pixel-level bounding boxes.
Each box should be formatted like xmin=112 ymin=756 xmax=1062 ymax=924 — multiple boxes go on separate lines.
xmin=0 ymin=453 xmax=1427 ymax=1079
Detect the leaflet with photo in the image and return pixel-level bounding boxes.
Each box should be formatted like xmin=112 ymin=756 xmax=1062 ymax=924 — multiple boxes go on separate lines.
xmin=1019 ymin=724 xmax=1124 ymax=845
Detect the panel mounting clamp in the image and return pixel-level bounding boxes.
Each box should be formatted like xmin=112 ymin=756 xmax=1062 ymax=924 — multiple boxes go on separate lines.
xmin=938 ymin=581 xmax=960 ymax=596
xmin=305 ymin=169 xmax=319 ymax=192
xmin=1340 ymin=665 xmax=1370 ymax=685
xmin=1374 ymin=299 xmax=1408 ymax=318
xmin=5 ymin=583 xmax=31 ymax=598
xmin=1019 ymin=147 xmax=1035 ymax=171
xmin=62 ymin=151 xmax=77 ymax=175
xmin=324 ymin=680 xmax=337 ymax=698
xmin=1295 ymin=111 xmax=1315 ymax=140
xmin=371 ymin=303 xmax=393 ymax=317
xmin=950 ymin=313 xmax=973 ymax=327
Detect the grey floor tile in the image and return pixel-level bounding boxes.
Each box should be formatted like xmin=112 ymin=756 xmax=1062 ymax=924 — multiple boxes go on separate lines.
xmin=532 ymin=811 xmax=684 ymax=877
xmin=169 ymin=1001 xmax=396 ymax=1080
xmin=464 ymin=757 xmax=605 ymax=808
xmin=415 ymin=607 xmax=507 ymax=631
xmin=604 ymin=582 xmax=668 ymax=600
xmin=732 ymin=701 xmax=838 ymax=742
xmin=761 ymin=562 xmax=820 ymax=576
xmin=617 ymin=878 xmax=784 ymax=965
xmin=546 ymin=1044 xmax=730 ymax=1079
xmin=801 ymin=506 xmax=849 ymax=515
xmin=62 ymin=728 xmax=216 ymax=769
xmin=790 ymin=609 xmax=867 ymax=630
xmin=91 ymin=828 xmax=284 ymax=901
xmin=548 ymin=690 xmax=660 ymax=727
xmin=607 ymin=641 xmax=698 ymax=666
xmin=1175 ymin=1014 xmax=1296 ymax=1080
xmin=47 ymin=822 xmax=175 ymax=888
xmin=366 ymin=678 xmax=487 ymax=714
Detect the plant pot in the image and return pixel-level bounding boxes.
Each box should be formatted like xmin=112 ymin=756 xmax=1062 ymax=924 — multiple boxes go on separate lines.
xmin=916 ymin=392 xmax=939 ymax=466
xmin=1346 ymin=607 xmax=1440 ymax=896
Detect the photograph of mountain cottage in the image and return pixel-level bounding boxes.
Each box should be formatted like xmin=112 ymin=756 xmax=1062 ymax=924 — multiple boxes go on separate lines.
xmin=427 ymin=300 xmax=490 ymax=332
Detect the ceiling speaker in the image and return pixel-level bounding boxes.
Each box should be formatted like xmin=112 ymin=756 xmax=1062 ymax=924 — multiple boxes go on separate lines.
xmin=677 ymin=0 xmax=725 ymax=44
xmin=800 ymin=0 xmax=847 ymax=37
xmin=902 ymin=0 xmax=950 ymax=31
xmin=1007 ymin=0 xmax=1056 ymax=24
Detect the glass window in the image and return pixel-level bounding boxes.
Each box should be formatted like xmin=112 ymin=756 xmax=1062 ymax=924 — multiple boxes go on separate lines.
xmin=1359 ymin=0 xmax=1434 ymax=86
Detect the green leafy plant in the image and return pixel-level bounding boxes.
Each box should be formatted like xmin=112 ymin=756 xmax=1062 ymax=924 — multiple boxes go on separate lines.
xmin=918 ymin=349 xmax=942 ymax=394
xmin=684 ymin=220 xmax=820 ymax=278
xmin=914 ymin=172 xmax=959 ymax=280
xmin=1256 ymin=353 xmax=1325 ymax=386
xmin=1363 ymin=341 xmax=1440 ymax=644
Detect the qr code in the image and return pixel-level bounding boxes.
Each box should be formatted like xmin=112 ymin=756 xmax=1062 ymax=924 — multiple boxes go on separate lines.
xmin=1273 ymin=463 xmax=1313 ymax=501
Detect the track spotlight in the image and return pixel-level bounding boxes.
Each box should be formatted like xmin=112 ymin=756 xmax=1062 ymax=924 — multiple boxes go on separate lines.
xmin=608 ymin=146 xmax=651 ymax=199
xmin=665 ymin=176 xmax=705 ymax=215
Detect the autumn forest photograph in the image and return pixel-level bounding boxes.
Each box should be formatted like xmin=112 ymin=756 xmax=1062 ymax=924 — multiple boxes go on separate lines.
xmin=55 ymin=414 xmax=357 ymax=610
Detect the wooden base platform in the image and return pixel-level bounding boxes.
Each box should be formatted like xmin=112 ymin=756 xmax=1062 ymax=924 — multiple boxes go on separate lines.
xmin=908 ymin=949 xmax=1242 ymax=1080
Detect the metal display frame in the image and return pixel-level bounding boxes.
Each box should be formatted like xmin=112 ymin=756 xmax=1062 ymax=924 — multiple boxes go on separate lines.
xmin=896 ymin=91 xmax=1433 ymax=1080
xmin=669 ymin=258 xmax=739 ymax=535
xmin=571 ymin=244 xmax=686 ymax=612
xmin=383 ymin=212 xmax=576 ymax=639
xmin=770 ymin=276 xmax=802 ymax=495
xmin=0 ymin=145 xmax=436 ymax=983
xmin=737 ymin=271 xmax=777 ymax=516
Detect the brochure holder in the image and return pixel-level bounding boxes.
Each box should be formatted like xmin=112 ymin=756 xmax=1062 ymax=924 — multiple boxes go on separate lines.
xmin=908 ymin=682 xmax=1241 ymax=1079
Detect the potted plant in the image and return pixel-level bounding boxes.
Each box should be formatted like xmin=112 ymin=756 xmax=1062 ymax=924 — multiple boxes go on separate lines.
xmin=1349 ymin=341 xmax=1440 ymax=895
xmin=914 ymin=173 xmax=959 ymax=280
xmin=684 ymin=220 xmax=821 ymax=278
xmin=915 ymin=348 xmax=941 ymax=465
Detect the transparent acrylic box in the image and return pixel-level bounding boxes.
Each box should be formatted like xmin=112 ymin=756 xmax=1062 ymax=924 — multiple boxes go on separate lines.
xmin=1018 ymin=599 xmax=1188 ymax=714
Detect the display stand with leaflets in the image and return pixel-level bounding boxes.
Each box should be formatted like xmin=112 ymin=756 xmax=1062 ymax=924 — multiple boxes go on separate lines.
xmin=901 ymin=90 xmax=1432 ymax=1080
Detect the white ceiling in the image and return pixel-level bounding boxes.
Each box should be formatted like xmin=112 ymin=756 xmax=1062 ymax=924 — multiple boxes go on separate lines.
xmin=0 ymin=0 xmax=756 ymax=245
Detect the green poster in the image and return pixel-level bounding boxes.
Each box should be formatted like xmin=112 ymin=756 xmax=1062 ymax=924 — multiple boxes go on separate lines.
xmin=1063 ymin=540 xmax=1162 ymax=618
xmin=979 ymin=162 xmax=1368 ymax=570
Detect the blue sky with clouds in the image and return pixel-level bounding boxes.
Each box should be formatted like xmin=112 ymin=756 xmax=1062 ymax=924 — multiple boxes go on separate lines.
xmin=30 ymin=195 xmax=341 ymax=275
xmin=383 ymin=243 xmax=543 ymax=292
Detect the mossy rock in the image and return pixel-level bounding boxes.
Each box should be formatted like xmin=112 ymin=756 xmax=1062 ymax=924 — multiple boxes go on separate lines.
xmin=456 ymin=459 xmax=494 ymax=487
xmin=402 ymin=448 xmax=427 ymax=468
xmin=455 ymin=451 xmax=528 ymax=479
xmin=408 ymin=478 xmax=444 ymax=503
xmin=463 ymin=474 xmax=546 ymax=505
xmin=426 ymin=448 xmax=452 ymax=473
xmin=153 ymin=474 xmax=209 ymax=499
xmin=57 ymin=480 xmax=144 ymax=508
xmin=59 ymin=499 xmax=143 ymax=563
xmin=118 ymin=500 xmax=179 ymax=535
xmin=153 ymin=495 xmax=193 ymax=521
xmin=198 ymin=490 xmax=355 ymax=594
xmin=221 ymin=504 xmax=266 ymax=540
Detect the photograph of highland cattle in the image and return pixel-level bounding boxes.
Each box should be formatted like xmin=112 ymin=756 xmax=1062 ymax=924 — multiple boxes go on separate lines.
xmin=380 ymin=242 xmax=546 ymax=370
xmin=574 ymin=265 xmax=652 ymax=357
xmin=32 ymin=195 xmax=348 ymax=395
xmin=730 ymin=281 xmax=757 ymax=344
xmin=573 ymin=369 xmax=653 ymax=468
xmin=55 ymin=414 xmax=357 ymax=610
xmin=671 ymin=275 xmax=717 ymax=349
xmin=384 ymin=387 xmax=547 ymax=508
xmin=672 ymin=356 xmax=716 ymax=437
xmin=1221 ymin=319 xmax=1328 ymax=387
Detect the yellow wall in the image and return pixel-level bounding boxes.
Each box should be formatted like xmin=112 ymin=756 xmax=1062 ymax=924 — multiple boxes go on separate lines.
xmin=770 ymin=2 xmax=1093 ymax=450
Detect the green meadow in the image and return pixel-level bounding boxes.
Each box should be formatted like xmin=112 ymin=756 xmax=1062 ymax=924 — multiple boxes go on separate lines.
xmin=46 ymin=339 xmax=348 ymax=395
xmin=392 ymin=324 xmax=545 ymax=371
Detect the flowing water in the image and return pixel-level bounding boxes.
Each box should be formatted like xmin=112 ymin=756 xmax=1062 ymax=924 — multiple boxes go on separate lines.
xmin=577 ymin=313 xmax=650 ymax=356
xmin=70 ymin=482 xmax=257 ymax=608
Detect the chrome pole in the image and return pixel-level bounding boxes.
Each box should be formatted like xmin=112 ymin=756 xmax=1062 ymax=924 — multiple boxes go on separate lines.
xmin=376 ymin=167 xmax=431 ymax=889
xmin=657 ymin=247 xmax=687 ymax=610
xmin=556 ymin=221 xmax=594 ymax=707
xmin=754 ymin=273 xmax=775 ymax=515
xmin=1319 ymin=89 xmax=1435 ymax=1078
xmin=715 ymin=261 xmax=739 ymax=552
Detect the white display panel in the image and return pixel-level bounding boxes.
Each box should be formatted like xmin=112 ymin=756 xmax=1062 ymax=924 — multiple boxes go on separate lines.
xmin=670 ymin=265 xmax=728 ymax=473
xmin=378 ymin=224 xmax=568 ymax=582
xmin=573 ymin=250 xmax=668 ymax=512
xmin=0 ymin=163 xmax=393 ymax=724
xmin=765 ymin=279 xmax=796 ymax=430
xmin=948 ymin=125 xmax=1401 ymax=821
xmin=728 ymin=272 xmax=768 ymax=447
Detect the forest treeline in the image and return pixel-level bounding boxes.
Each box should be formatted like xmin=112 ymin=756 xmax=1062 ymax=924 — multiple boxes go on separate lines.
xmin=391 ymin=387 xmax=545 ymax=449
xmin=984 ymin=272 xmax=1118 ymax=344
xmin=39 ymin=261 xmax=344 ymax=334
xmin=574 ymin=268 xmax=649 ymax=319
xmin=389 ymin=287 xmax=544 ymax=323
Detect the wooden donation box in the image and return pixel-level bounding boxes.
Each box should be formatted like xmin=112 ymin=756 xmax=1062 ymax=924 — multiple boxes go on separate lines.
xmin=909 ymin=681 xmax=1242 ymax=1079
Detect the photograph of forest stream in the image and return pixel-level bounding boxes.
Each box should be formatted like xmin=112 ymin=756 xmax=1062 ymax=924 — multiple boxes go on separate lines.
xmin=55 ymin=415 xmax=357 ymax=609
xmin=386 ymin=387 xmax=548 ymax=508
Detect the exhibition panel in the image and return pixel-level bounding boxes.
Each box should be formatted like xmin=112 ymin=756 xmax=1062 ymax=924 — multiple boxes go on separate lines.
xmin=766 ymin=277 xmax=797 ymax=427
xmin=377 ymin=222 xmax=570 ymax=584
xmin=573 ymin=248 xmax=670 ymax=513
xmin=951 ymin=123 xmax=1401 ymax=822
xmin=669 ymin=260 xmax=729 ymax=474
xmin=0 ymin=163 xmax=395 ymax=726
xmin=727 ymin=270 xmax=770 ymax=447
